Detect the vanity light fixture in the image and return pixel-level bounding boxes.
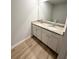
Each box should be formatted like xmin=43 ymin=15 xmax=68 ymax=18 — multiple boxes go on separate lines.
xmin=39 ymin=0 xmax=48 ymax=2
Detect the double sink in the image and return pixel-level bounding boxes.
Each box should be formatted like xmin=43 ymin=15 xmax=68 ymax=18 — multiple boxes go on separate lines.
xmin=32 ymin=20 xmax=65 ymax=35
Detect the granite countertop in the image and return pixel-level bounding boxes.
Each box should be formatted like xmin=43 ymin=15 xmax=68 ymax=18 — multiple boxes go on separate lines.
xmin=32 ymin=21 xmax=65 ymax=35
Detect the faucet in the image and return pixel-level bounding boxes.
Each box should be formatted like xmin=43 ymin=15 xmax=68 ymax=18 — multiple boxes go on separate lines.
xmin=52 ymin=20 xmax=56 ymax=26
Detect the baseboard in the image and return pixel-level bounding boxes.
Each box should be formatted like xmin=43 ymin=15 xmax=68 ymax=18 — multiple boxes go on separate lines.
xmin=11 ymin=35 xmax=32 ymax=49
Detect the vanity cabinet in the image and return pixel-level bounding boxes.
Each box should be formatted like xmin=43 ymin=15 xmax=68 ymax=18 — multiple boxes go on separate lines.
xmin=32 ymin=24 xmax=63 ymax=53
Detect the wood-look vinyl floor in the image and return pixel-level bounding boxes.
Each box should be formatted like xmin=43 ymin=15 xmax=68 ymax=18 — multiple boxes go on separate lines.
xmin=11 ymin=36 xmax=57 ymax=59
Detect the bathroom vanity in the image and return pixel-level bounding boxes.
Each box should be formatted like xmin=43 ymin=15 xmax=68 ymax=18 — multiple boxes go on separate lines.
xmin=34 ymin=0 xmax=67 ymax=59
xmin=31 ymin=20 xmax=65 ymax=54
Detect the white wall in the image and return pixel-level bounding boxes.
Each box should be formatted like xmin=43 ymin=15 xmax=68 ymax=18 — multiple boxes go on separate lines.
xmin=52 ymin=3 xmax=67 ymax=24
xmin=11 ymin=0 xmax=38 ymax=46
xmin=39 ymin=1 xmax=54 ymax=21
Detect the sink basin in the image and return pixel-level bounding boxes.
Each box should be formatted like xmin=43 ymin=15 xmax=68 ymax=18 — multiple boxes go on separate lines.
xmin=37 ymin=21 xmax=63 ymax=31
xmin=42 ymin=23 xmax=54 ymax=27
xmin=48 ymin=27 xmax=57 ymax=30
xmin=41 ymin=23 xmax=57 ymax=30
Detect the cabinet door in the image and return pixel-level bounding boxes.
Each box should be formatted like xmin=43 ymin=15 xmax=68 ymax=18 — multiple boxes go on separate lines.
xmin=32 ymin=24 xmax=37 ymax=37
xmin=32 ymin=24 xmax=42 ymax=40
xmin=46 ymin=30 xmax=63 ymax=53
xmin=36 ymin=26 xmax=42 ymax=40
xmin=42 ymin=28 xmax=58 ymax=52
xmin=47 ymin=31 xmax=58 ymax=52
xmin=56 ymin=38 xmax=63 ymax=54
xmin=41 ymin=28 xmax=48 ymax=45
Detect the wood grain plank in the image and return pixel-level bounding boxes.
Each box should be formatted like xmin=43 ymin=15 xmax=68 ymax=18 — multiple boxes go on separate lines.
xmin=11 ymin=37 xmax=57 ymax=59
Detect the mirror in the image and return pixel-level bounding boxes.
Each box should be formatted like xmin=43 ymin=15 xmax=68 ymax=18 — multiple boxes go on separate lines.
xmin=38 ymin=0 xmax=67 ymax=25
